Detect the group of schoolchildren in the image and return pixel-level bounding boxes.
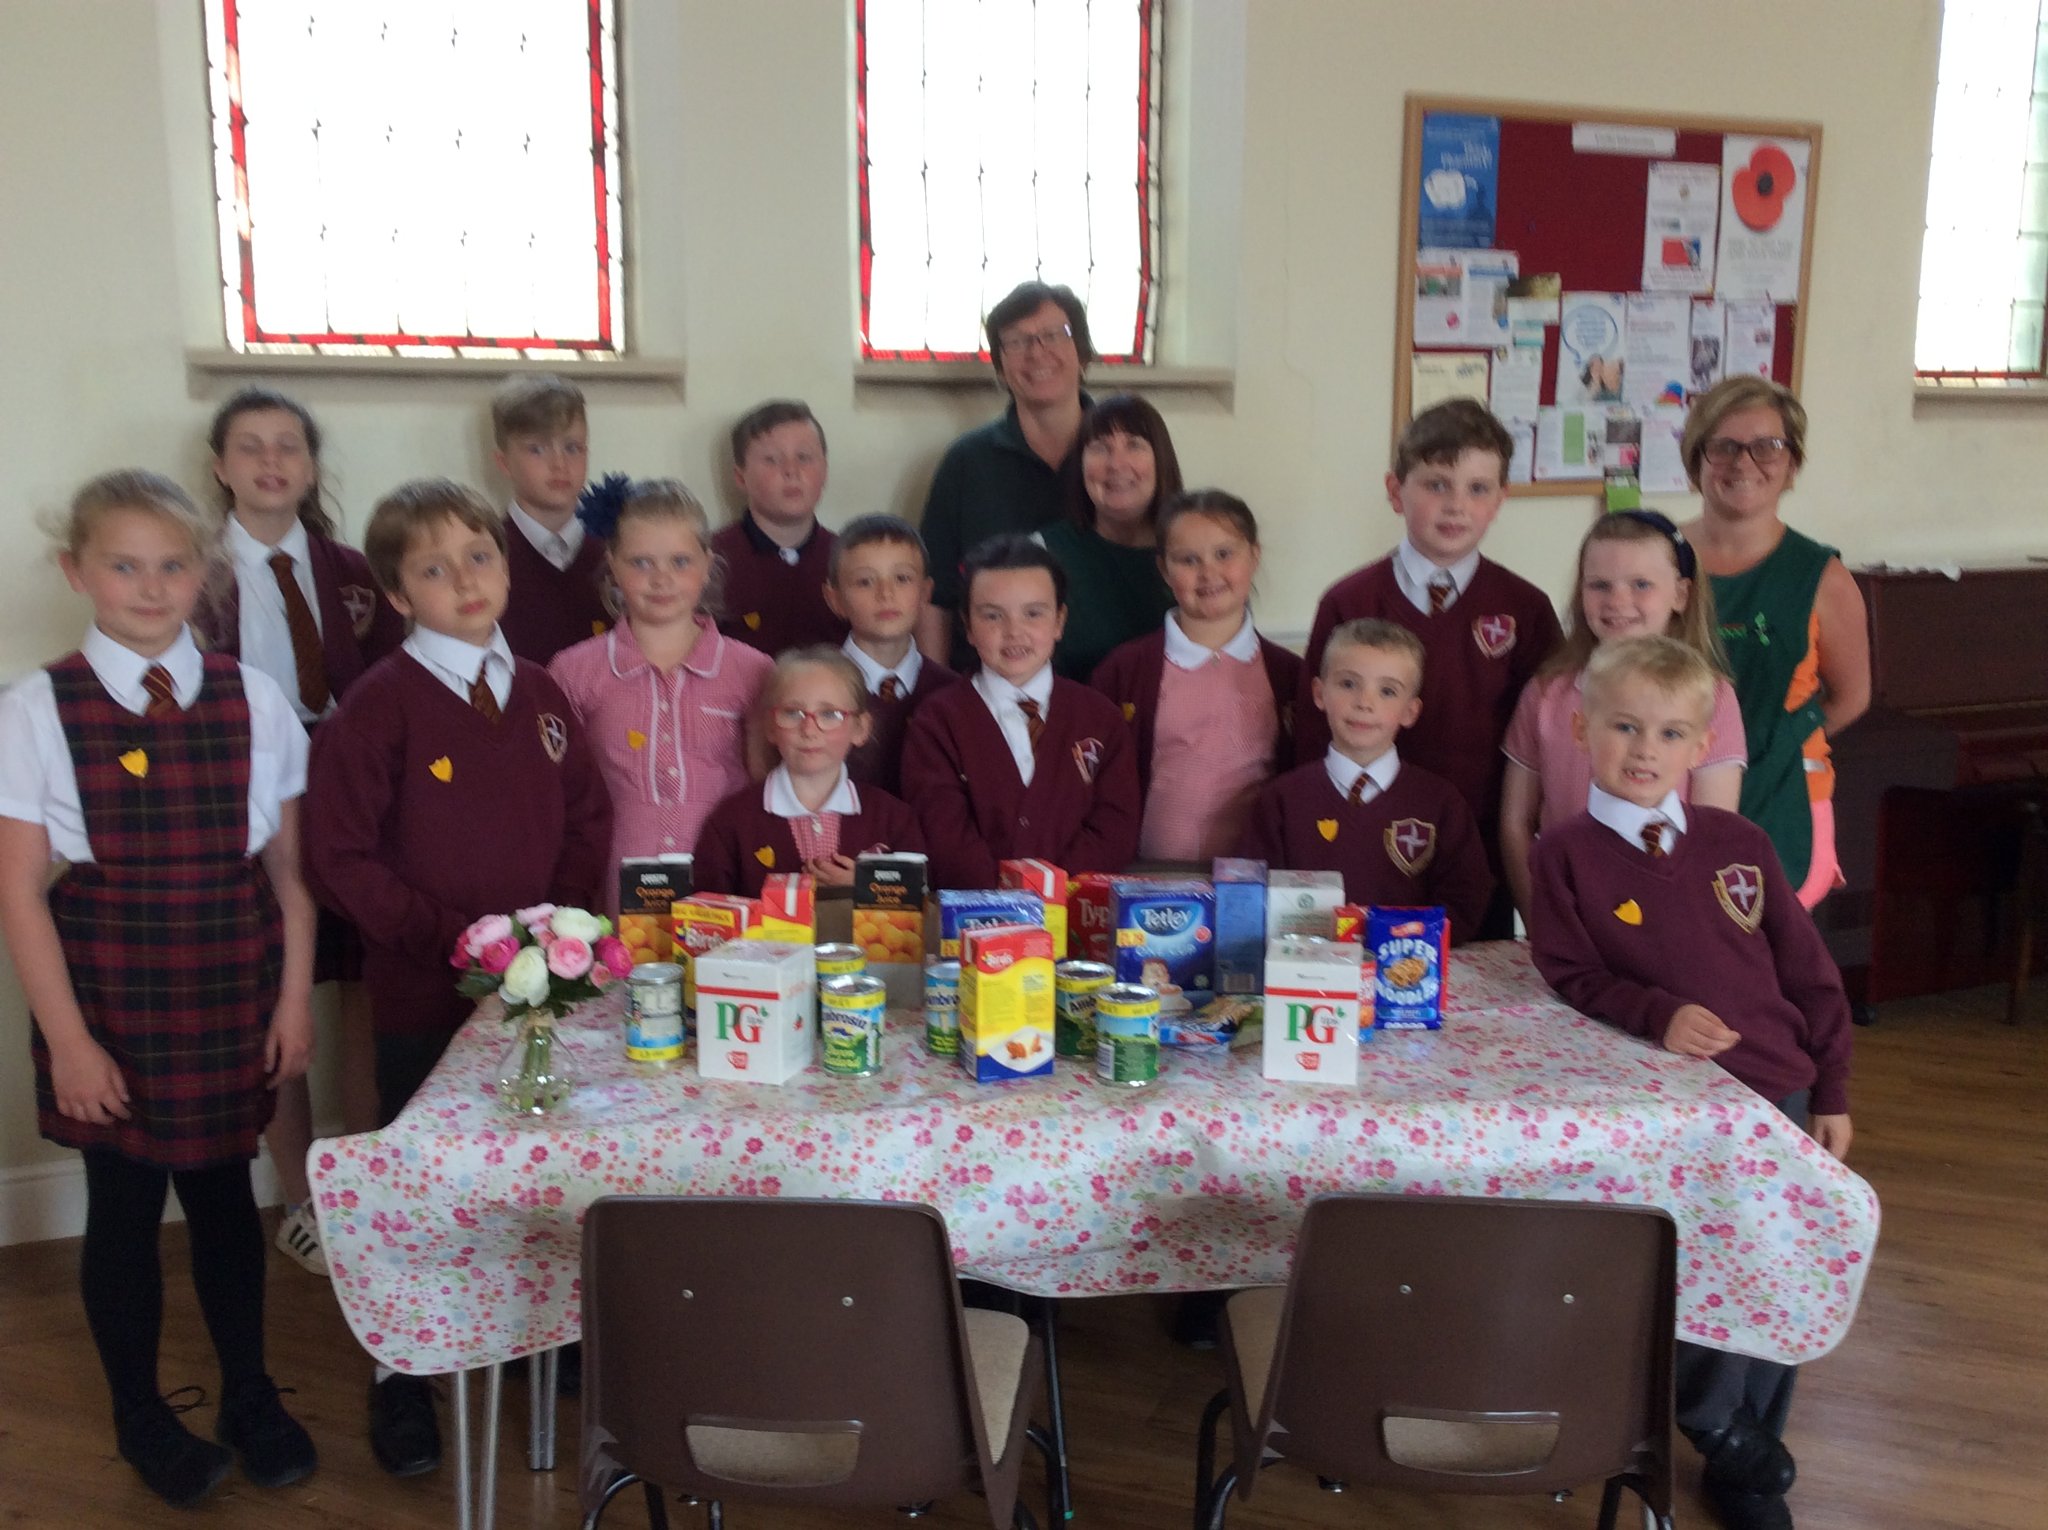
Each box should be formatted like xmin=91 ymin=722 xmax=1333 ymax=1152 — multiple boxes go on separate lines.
xmin=0 ymin=375 xmax=1846 ymax=1530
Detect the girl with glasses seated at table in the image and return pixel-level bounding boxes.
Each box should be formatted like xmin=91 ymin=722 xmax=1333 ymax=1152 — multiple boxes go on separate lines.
xmin=694 ymin=647 xmax=924 ymax=899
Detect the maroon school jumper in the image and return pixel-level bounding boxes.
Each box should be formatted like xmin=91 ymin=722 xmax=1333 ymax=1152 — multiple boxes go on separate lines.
xmin=304 ymin=652 xmax=612 ymax=1038
xmin=1528 ymin=807 xmax=1852 ymax=1114
xmin=35 ymin=653 xmax=281 ymax=1168
xmin=846 ymin=656 xmax=956 ymax=797
xmin=693 ymin=783 xmax=927 ymax=900
xmin=1237 ymin=759 xmax=1494 ymax=938
xmin=899 ymin=678 xmax=1141 ymax=890
xmin=1090 ymin=629 xmax=1302 ymax=799
xmin=711 ymin=516 xmax=847 ymax=657
xmin=501 ymin=531 xmax=612 ymax=665
xmin=1295 ymin=556 xmax=1561 ymax=861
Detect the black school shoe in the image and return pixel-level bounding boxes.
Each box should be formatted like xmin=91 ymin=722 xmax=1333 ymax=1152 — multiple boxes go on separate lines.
xmin=217 ymin=1376 xmax=317 ymax=1488
xmin=1699 ymin=1410 xmax=1797 ymax=1496
xmin=368 ymin=1372 xmax=441 ymax=1477
xmin=1706 ymin=1478 xmax=1794 ymax=1530
xmin=117 ymin=1390 xmax=233 ymax=1508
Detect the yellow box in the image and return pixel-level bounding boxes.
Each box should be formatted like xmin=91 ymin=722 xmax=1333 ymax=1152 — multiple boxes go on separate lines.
xmin=959 ymin=924 xmax=1055 ymax=1082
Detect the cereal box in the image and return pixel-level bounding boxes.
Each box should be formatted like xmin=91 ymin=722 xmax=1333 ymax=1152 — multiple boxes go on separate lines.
xmin=1210 ymin=858 xmax=1268 ymax=996
xmin=1000 ymin=859 xmax=1069 ymax=957
xmin=674 ymin=894 xmax=756 ymax=1017
xmin=959 ymin=923 xmax=1055 ymax=1082
xmin=852 ymin=851 xmax=927 ymax=965
xmin=618 ymin=854 xmax=693 ymax=963
xmin=1266 ymin=870 xmax=1346 ymax=939
xmin=693 ymin=939 xmax=815 ymax=1084
xmin=937 ymin=889 xmax=1046 ymax=959
xmin=1262 ymin=935 xmax=1363 ymax=1084
xmin=1332 ymin=903 xmax=1365 ymax=945
xmin=1369 ymin=906 xmax=1449 ymax=1029
xmin=1110 ymin=880 xmax=1215 ymax=1024
xmin=749 ymin=873 xmax=816 ymax=942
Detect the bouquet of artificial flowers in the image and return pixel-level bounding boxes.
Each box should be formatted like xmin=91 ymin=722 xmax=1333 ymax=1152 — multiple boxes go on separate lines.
xmin=452 ymin=905 xmax=635 ymax=1113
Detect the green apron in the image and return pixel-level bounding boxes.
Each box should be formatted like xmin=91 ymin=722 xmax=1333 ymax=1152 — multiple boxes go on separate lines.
xmin=1710 ymin=527 xmax=1834 ymax=886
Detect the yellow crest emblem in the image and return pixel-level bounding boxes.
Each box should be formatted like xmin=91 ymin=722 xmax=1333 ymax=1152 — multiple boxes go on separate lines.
xmin=428 ymin=756 xmax=454 ymax=782
xmin=754 ymin=845 xmax=776 ymax=868
xmin=1316 ymin=818 xmax=1339 ymax=842
xmin=119 ymin=749 xmax=148 ymax=778
xmin=1613 ymin=899 xmax=1643 ymax=926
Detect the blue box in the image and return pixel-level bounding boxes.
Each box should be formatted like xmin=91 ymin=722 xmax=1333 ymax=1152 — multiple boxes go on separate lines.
xmin=937 ymin=889 xmax=1046 ymax=958
xmin=1110 ymin=880 xmax=1215 ymax=1025
xmin=1210 ymin=858 xmax=1268 ymax=998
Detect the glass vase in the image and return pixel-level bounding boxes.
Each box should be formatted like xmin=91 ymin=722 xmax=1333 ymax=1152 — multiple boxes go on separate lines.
xmin=495 ymin=1013 xmax=576 ymax=1116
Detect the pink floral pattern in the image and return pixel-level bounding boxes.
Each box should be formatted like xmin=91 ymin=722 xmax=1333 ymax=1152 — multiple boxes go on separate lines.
xmin=310 ymin=944 xmax=1878 ymax=1374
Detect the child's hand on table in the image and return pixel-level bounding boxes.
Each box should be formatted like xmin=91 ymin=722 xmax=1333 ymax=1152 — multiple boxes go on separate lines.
xmin=1663 ymin=1003 xmax=1740 ymax=1059
xmin=1810 ymin=1113 xmax=1852 ymax=1160
xmin=806 ymin=853 xmax=857 ymax=889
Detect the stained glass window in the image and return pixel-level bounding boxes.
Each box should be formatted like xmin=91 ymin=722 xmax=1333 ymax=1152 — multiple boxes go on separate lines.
xmin=858 ymin=0 xmax=1162 ymax=363
xmin=204 ymin=0 xmax=624 ymax=357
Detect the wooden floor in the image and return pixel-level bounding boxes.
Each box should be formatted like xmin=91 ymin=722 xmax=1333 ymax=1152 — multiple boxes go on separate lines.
xmin=1 ymin=984 xmax=2042 ymax=1530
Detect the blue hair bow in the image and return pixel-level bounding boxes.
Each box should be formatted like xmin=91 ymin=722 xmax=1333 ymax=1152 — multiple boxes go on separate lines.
xmin=575 ymin=472 xmax=634 ymax=543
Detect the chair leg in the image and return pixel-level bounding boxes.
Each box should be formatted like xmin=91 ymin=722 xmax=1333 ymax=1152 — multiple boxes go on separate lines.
xmin=1201 ymin=1468 xmax=1237 ymax=1530
xmin=706 ymin=1500 xmax=724 ymax=1530
xmin=639 ymin=1480 xmax=670 ymax=1530
xmin=1034 ymin=1297 xmax=1074 ymax=1522
xmin=580 ymin=1471 xmax=641 ymax=1530
xmin=1193 ymin=1389 xmax=1228 ymax=1527
xmin=1013 ymin=1499 xmax=1039 ymax=1530
xmin=1597 ymin=1476 xmax=1623 ymax=1530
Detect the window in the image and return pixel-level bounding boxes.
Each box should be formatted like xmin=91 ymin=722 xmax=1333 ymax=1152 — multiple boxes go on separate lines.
xmin=1916 ymin=0 xmax=2048 ymax=377
xmin=204 ymin=0 xmax=624 ymax=358
xmin=857 ymin=0 xmax=1162 ymax=363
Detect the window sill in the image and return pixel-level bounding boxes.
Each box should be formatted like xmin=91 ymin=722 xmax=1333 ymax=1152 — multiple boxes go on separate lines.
xmin=185 ymin=348 xmax=684 ymax=389
xmin=1913 ymin=376 xmax=2048 ymax=403
xmin=854 ymin=359 xmax=1234 ymax=395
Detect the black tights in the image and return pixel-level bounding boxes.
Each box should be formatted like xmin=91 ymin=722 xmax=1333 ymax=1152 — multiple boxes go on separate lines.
xmin=79 ymin=1150 xmax=267 ymax=1425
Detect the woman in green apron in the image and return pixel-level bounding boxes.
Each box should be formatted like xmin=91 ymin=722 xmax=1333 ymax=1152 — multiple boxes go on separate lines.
xmin=1679 ymin=378 xmax=1870 ymax=905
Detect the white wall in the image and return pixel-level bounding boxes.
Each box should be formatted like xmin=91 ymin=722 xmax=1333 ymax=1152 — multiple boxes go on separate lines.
xmin=0 ymin=0 xmax=2032 ymax=1193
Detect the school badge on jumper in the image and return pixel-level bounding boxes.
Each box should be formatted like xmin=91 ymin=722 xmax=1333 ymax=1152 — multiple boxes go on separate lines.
xmin=1120 ymin=702 xmax=1136 ymax=721
xmin=537 ymin=712 xmax=569 ymax=764
xmin=1614 ymin=899 xmax=1643 ymax=925
xmin=341 ymin=584 xmax=377 ymax=639
xmin=627 ymin=728 xmax=647 ymax=751
xmin=119 ymin=749 xmax=149 ymax=779
xmin=428 ymin=756 xmax=453 ymax=782
xmin=754 ymin=846 xmax=776 ymax=868
xmin=1471 ymin=613 xmax=1517 ymax=659
xmin=1316 ymin=818 xmax=1339 ymax=842
xmin=1072 ymin=737 xmax=1103 ymax=784
xmin=743 ymin=612 xmax=763 ymax=630
xmin=1383 ymin=818 xmax=1437 ymax=876
xmin=1713 ymin=863 xmax=1765 ymax=933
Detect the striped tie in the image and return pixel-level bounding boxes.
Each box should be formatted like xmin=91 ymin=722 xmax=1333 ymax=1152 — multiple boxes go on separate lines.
xmin=1016 ymin=697 xmax=1045 ymax=749
xmin=142 ymin=665 xmax=179 ymax=719
xmin=1428 ymin=574 xmax=1457 ymax=615
xmin=1348 ymin=772 xmax=1374 ymax=805
xmin=1640 ymin=820 xmax=1668 ymax=859
xmin=878 ymin=676 xmax=905 ymax=704
xmin=469 ymin=669 xmax=502 ymax=722
xmin=269 ymin=551 xmax=331 ymax=713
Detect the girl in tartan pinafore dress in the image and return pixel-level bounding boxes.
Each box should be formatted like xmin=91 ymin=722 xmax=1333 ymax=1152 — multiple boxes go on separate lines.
xmin=0 ymin=472 xmax=319 ymax=1508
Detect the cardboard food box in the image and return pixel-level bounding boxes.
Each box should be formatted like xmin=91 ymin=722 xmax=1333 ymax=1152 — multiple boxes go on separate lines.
xmin=1069 ymin=871 xmax=1181 ymax=962
xmin=1262 ymin=935 xmax=1363 ymax=1084
xmin=1000 ymin=859 xmax=1070 ymax=958
xmin=936 ymin=889 xmax=1046 ymax=959
xmin=618 ymin=853 xmax=693 ymax=963
xmin=852 ymin=851 xmax=927 ymax=964
xmin=1369 ymin=906 xmax=1449 ymax=1030
xmin=748 ymin=873 xmax=816 ymax=942
xmin=959 ymin=923 xmax=1055 ymax=1083
xmin=1109 ymin=879 xmax=1215 ymax=1019
xmin=673 ymin=894 xmax=757 ymax=1017
xmin=1211 ymin=858 xmax=1269 ymax=996
xmin=1266 ymin=870 xmax=1347 ymax=940
xmin=693 ymin=939 xmax=815 ymax=1084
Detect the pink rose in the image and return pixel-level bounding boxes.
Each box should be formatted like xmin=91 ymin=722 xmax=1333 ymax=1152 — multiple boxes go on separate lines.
xmin=515 ymin=903 xmax=557 ymax=932
xmin=477 ymin=937 xmax=520 ymax=975
xmin=595 ymin=935 xmax=634 ymax=979
xmin=589 ymin=961 xmax=615 ymax=991
xmin=547 ymin=937 xmax=593 ymax=981
xmin=461 ymin=913 xmax=514 ymax=957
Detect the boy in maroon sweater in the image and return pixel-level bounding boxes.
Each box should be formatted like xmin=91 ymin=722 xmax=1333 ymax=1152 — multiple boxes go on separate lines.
xmin=304 ymin=480 xmax=610 ymax=1480
xmin=1297 ymin=401 xmax=1560 ymax=939
xmin=1530 ymin=636 xmax=1850 ymax=1530
xmin=490 ymin=375 xmax=611 ymax=662
xmin=711 ymin=400 xmax=849 ymax=657
xmin=1240 ymin=620 xmax=1491 ymax=936
xmin=826 ymin=514 xmax=957 ymax=795
xmin=900 ymin=536 xmax=1139 ymax=889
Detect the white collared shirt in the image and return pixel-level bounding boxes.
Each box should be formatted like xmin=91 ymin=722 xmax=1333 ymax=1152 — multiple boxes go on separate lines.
xmin=1391 ymin=538 xmax=1480 ymax=617
xmin=763 ymin=764 xmax=862 ymax=820
xmin=972 ymin=663 xmax=1055 ymax=785
xmin=1587 ymin=784 xmax=1688 ymax=855
xmin=1324 ymin=744 xmax=1401 ymax=804
xmin=404 ymin=625 xmax=515 ymax=709
xmin=842 ymin=635 xmax=923 ymax=698
xmin=508 ymin=501 xmax=585 ymax=572
xmin=1163 ymin=610 xmax=1261 ymax=671
xmin=226 ymin=515 xmax=330 ymax=723
xmin=0 ymin=626 xmax=307 ymax=861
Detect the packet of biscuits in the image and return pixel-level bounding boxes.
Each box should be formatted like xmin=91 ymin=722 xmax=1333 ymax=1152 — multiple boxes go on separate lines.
xmin=1368 ymin=906 xmax=1447 ymax=1030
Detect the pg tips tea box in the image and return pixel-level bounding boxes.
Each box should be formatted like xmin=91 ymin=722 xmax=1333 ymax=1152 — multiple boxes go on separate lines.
xmin=618 ymin=853 xmax=693 ymax=963
xmin=1110 ymin=880 xmax=1215 ymax=1019
xmin=1369 ymin=906 xmax=1449 ymax=1029
xmin=1262 ymin=936 xmax=1363 ymax=1084
xmin=959 ymin=923 xmax=1055 ymax=1082
xmin=693 ymin=939 xmax=815 ymax=1084
xmin=1000 ymin=859 xmax=1069 ymax=957
xmin=852 ymin=851 xmax=927 ymax=964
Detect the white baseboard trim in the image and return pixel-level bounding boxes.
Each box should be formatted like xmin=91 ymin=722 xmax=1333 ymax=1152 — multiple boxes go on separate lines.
xmin=0 ymin=1150 xmax=284 ymax=1248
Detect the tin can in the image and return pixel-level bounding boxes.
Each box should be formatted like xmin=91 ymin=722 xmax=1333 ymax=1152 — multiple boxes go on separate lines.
xmin=624 ymin=962 xmax=685 ymax=1067
xmin=819 ymin=975 xmax=886 ymax=1077
xmin=1054 ymin=960 xmax=1114 ymax=1058
xmin=815 ymin=942 xmax=866 ymax=981
xmin=924 ymin=960 xmax=961 ymax=1056
xmin=1093 ymin=983 xmax=1160 ymax=1087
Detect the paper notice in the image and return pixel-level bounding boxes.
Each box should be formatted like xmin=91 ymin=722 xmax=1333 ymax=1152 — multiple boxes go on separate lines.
xmin=1641 ymin=162 xmax=1721 ymax=294
xmin=1411 ymin=351 xmax=1491 ymax=413
xmin=1689 ymin=300 xmax=1726 ymax=394
xmin=1506 ymin=420 xmax=1536 ymax=485
xmin=1716 ymin=136 xmax=1809 ymax=301
xmin=1640 ymin=405 xmax=1691 ymax=493
xmin=1724 ymin=301 xmax=1778 ymax=379
xmin=1623 ymin=294 xmax=1692 ymax=408
xmin=1536 ymin=407 xmax=1602 ymax=480
xmin=1415 ymin=248 xmax=1519 ymax=348
xmin=1489 ymin=344 xmax=1544 ymax=422
xmin=1556 ymin=293 xmax=1628 ymax=407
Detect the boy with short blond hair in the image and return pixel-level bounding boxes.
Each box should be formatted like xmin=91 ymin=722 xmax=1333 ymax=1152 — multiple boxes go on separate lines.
xmin=1241 ymin=618 xmax=1490 ymax=934
xmin=490 ymin=374 xmax=608 ymax=662
xmin=713 ymin=400 xmax=849 ymax=656
xmin=1296 ymin=400 xmax=1561 ymax=938
xmin=826 ymin=514 xmax=956 ymax=795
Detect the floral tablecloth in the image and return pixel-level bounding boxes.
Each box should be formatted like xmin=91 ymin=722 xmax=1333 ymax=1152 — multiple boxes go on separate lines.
xmin=310 ymin=942 xmax=1878 ymax=1375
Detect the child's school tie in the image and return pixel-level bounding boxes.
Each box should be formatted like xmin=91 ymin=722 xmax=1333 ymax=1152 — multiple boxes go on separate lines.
xmin=142 ymin=665 xmax=180 ymax=719
xmin=1428 ymin=573 xmax=1457 ymax=615
xmin=1640 ymin=819 xmax=1669 ymax=858
xmin=469 ymin=669 xmax=502 ymax=723
xmin=878 ymin=676 xmax=905 ymax=703
xmin=1016 ymin=697 xmax=1045 ymax=749
xmin=269 ymin=551 xmax=332 ymax=713
xmin=1348 ymin=772 xmax=1376 ymax=805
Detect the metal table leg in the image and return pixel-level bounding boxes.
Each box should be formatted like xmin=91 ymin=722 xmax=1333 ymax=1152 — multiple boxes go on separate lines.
xmin=1037 ymin=1297 xmax=1073 ymax=1521
xmin=451 ymin=1364 xmax=506 ymax=1530
xmin=527 ymin=1348 xmax=559 ymax=1470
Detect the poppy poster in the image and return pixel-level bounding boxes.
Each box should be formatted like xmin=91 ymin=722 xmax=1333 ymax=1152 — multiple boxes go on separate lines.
xmin=1715 ymin=136 xmax=1810 ymax=301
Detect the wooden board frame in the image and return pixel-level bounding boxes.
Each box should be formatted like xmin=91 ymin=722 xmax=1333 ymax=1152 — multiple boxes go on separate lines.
xmin=1394 ymin=94 xmax=1822 ymax=498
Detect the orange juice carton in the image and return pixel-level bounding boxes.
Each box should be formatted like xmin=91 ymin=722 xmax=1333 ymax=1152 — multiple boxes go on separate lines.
xmin=693 ymin=939 xmax=815 ymax=1084
xmin=937 ymin=889 xmax=1045 ymax=959
xmin=1266 ymin=870 xmax=1346 ymax=939
xmin=1210 ymin=858 xmax=1268 ymax=996
xmin=1369 ymin=906 xmax=1449 ymax=1030
xmin=852 ymin=851 xmax=928 ymax=965
xmin=1110 ymin=880 xmax=1214 ymax=1024
xmin=618 ymin=854 xmax=693 ymax=963
xmin=1000 ymin=859 xmax=1069 ymax=957
xmin=1262 ymin=935 xmax=1363 ymax=1084
xmin=959 ymin=923 xmax=1055 ymax=1083
xmin=748 ymin=873 xmax=816 ymax=942
xmin=673 ymin=894 xmax=756 ymax=1018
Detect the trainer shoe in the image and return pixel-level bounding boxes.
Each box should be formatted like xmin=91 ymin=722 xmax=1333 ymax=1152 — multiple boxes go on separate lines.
xmin=117 ymin=1389 xmax=233 ymax=1508
xmin=217 ymin=1376 xmax=317 ymax=1488
xmin=274 ymin=1202 xmax=329 ymax=1276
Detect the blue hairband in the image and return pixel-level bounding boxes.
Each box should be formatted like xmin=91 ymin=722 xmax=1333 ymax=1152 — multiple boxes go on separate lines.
xmin=575 ymin=472 xmax=634 ymax=543
xmin=1612 ymin=509 xmax=1696 ymax=580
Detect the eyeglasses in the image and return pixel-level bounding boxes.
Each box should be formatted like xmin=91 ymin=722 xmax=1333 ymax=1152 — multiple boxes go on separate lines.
xmin=998 ymin=322 xmax=1074 ymax=357
xmin=770 ymin=705 xmax=853 ymax=731
xmin=1701 ymin=435 xmax=1791 ymax=468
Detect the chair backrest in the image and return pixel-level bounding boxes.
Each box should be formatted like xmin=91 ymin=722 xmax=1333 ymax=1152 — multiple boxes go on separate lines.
xmin=1252 ymin=1194 xmax=1674 ymax=1497
xmin=579 ymin=1197 xmax=1006 ymax=1514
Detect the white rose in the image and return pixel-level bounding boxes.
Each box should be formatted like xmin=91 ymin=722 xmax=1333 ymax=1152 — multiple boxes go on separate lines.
xmin=500 ymin=945 xmax=552 ymax=1007
xmin=549 ymin=907 xmax=603 ymax=943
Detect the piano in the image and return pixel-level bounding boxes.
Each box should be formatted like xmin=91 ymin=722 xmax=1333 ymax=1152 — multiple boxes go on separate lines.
xmin=1816 ymin=563 xmax=2048 ymax=1006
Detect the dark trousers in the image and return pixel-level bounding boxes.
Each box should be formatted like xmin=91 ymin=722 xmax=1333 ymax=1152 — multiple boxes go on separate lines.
xmin=80 ymin=1149 xmax=267 ymax=1426
xmin=1675 ymin=1089 xmax=1809 ymax=1445
xmin=373 ymin=1028 xmax=460 ymax=1128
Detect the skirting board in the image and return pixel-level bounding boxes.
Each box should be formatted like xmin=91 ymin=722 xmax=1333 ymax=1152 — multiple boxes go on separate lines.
xmin=0 ymin=1150 xmax=284 ymax=1248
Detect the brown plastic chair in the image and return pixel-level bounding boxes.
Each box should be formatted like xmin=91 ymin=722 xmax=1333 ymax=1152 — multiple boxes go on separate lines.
xmin=1194 ymin=1193 xmax=1676 ymax=1530
xmin=578 ymin=1196 xmax=1043 ymax=1529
